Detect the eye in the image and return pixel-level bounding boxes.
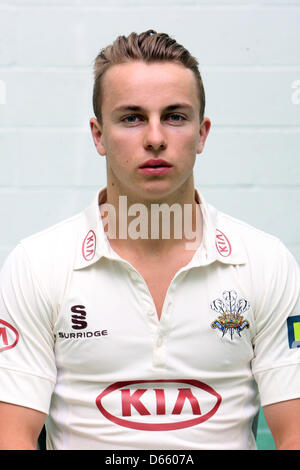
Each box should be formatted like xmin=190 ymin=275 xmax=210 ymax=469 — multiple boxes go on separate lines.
xmin=122 ymin=114 xmax=141 ymax=124
xmin=121 ymin=113 xmax=186 ymax=125
xmin=167 ymin=113 xmax=185 ymax=122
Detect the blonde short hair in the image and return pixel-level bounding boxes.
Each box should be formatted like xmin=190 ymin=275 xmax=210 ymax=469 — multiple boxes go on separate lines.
xmin=92 ymin=29 xmax=205 ymax=126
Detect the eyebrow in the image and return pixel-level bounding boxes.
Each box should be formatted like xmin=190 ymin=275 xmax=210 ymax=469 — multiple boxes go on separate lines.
xmin=112 ymin=103 xmax=194 ymax=113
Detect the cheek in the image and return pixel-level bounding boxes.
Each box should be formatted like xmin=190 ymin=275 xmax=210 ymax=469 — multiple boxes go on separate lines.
xmin=105 ymin=146 xmax=135 ymax=177
xmin=107 ymin=128 xmax=139 ymax=153
xmin=107 ymin=154 xmax=130 ymax=173
xmin=103 ymin=134 xmax=133 ymax=168
xmin=174 ymin=136 xmax=198 ymax=165
xmin=171 ymin=126 xmax=200 ymax=151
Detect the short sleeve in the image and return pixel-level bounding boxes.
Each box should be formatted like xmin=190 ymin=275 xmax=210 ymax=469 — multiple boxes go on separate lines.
xmin=251 ymin=240 xmax=300 ymax=406
xmin=0 ymin=244 xmax=56 ymax=413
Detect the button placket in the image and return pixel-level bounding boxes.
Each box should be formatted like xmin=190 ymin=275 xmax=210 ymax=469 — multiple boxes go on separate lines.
xmin=125 ymin=264 xmax=180 ymax=370
xmin=152 ymin=314 xmax=169 ymax=368
xmin=150 ymin=281 xmax=177 ymax=369
xmin=152 ymin=333 xmax=166 ymax=369
xmin=157 ymin=334 xmax=163 ymax=348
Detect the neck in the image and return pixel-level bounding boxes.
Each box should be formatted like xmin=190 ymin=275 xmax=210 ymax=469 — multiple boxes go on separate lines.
xmin=100 ymin=179 xmax=203 ymax=257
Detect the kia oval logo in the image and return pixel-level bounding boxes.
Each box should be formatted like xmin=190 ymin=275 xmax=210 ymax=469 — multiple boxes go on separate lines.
xmin=82 ymin=230 xmax=96 ymax=261
xmin=216 ymin=229 xmax=232 ymax=257
xmin=0 ymin=319 xmax=19 ymax=352
xmin=96 ymin=379 xmax=222 ymax=431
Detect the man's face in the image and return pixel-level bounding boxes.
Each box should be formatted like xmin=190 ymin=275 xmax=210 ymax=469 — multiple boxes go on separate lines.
xmin=90 ymin=60 xmax=210 ymax=202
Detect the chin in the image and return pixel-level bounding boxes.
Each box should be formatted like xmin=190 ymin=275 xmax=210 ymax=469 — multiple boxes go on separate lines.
xmin=134 ymin=183 xmax=185 ymax=203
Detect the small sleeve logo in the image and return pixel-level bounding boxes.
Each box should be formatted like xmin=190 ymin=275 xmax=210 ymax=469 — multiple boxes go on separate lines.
xmin=287 ymin=316 xmax=300 ymax=349
xmin=0 ymin=319 xmax=19 ymax=352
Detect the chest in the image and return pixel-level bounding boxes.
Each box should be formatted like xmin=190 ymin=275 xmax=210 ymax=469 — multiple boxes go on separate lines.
xmin=51 ymin=256 xmax=257 ymax=449
xmin=54 ymin=259 xmax=255 ymax=371
xmin=121 ymin=252 xmax=197 ymax=320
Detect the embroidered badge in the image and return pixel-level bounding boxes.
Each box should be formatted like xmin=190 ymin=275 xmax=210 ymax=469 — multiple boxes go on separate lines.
xmin=210 ymin=290 xmax=250 ymax=340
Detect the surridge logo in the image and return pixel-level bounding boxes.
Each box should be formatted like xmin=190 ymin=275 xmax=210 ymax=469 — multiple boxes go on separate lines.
xmin=71 ymin=305 xmax=87 ymax=330
xmin=96 ymin=379 xmax=222 ymax=431
xmin=57 ymin=305 xmax=108 ymax=340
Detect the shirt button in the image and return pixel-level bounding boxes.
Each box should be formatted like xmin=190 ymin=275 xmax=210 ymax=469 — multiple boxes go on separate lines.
xmin=130 ymin=271 xmax=139 ymax=282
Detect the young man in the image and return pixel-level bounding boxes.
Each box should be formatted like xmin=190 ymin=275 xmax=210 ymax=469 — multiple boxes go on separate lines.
xmin=0 ymin=30 xmax=300 ymax=450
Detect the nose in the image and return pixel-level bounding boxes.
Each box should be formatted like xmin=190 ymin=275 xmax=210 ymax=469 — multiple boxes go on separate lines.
xmin=143 ymin=119 xmax=167 ymax=151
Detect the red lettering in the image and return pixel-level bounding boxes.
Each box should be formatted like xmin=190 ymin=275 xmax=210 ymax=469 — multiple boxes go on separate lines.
xmin=82 ymin=230 xmax=96 ymax=261
xmin=172 ymin=388 xmax=201 ymax=415
xmin=86 ymin=235 xmax=94 ymax=245
xmin=0 ymin=327 xmax=8 ymax=346
xmin=217 ymin=244 xmax=229 ymax=253
xmin=216 ymin=230 xmax=232 ymax=257
xmin=121 ymin=389 xmax=151 ymax=416
xmin=96 ymin=380 xmax=222 ymax=430
xmin=154 ymin=389 xmax=166 ymax=415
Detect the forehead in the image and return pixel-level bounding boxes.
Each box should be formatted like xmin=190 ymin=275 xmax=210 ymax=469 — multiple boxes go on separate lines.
xmin=101 ymin=61 xmax=199 ymax=113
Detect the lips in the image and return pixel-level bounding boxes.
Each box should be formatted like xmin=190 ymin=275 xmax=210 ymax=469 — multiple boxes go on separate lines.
xmin=138 ymin=158 xmax=173 ymax=176
xmin=139 ymin=158 xmax=172 ymax=169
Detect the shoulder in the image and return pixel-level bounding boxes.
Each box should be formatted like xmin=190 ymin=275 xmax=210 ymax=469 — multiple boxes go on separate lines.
xmin=3 ymin=210 xmax=87 ymax=308
xmin=216 ymin=207 xmax=284 ymax=260
xmin=20 ymin=211 xmax=83 ymax=260
xmin=20 ymin=209 xmax=83 ymax=267
xmin=214 ymin=208 xmax=299 ymax=294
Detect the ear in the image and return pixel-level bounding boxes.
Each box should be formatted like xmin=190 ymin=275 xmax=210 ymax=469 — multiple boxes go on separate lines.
xmin=90 ymin=117 xmax=106 ymax=156
xmin=196 ymin=117 xmax=211 ymax=155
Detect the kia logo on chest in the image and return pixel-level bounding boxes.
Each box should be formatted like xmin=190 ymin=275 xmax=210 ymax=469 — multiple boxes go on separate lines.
xmin=82 ymin=230 xmax=96 ymax=261
xmin=96 ymin=379 xmax=222 ymax=431
xmin=0 ymin=319 xmax=19 ymax=352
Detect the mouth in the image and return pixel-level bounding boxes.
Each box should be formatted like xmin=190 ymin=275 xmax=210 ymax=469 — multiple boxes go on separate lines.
xmin=139 ymin=159 xmax=173 ymax=175
xmin=139 ymin=159 xmax=172 ymax=169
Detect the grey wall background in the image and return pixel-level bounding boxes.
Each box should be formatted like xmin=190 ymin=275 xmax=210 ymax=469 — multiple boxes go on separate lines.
xmin=0 ymin=0 xmax=299 ymax=449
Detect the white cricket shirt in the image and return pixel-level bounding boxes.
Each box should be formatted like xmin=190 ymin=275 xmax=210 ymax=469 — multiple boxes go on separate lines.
xmin=0 ymin=187 xmax=300 ymax=450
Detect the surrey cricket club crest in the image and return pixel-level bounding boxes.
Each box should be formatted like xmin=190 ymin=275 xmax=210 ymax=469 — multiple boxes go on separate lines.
xmin=210 ymin=290 xmax=250 ymax=340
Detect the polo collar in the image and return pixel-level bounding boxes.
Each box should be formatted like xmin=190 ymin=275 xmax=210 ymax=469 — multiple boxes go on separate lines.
xmin=195 ymin=189 xmax=247 ymax=266
xmin=74 ymin=187 xmax=247 ymax=270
